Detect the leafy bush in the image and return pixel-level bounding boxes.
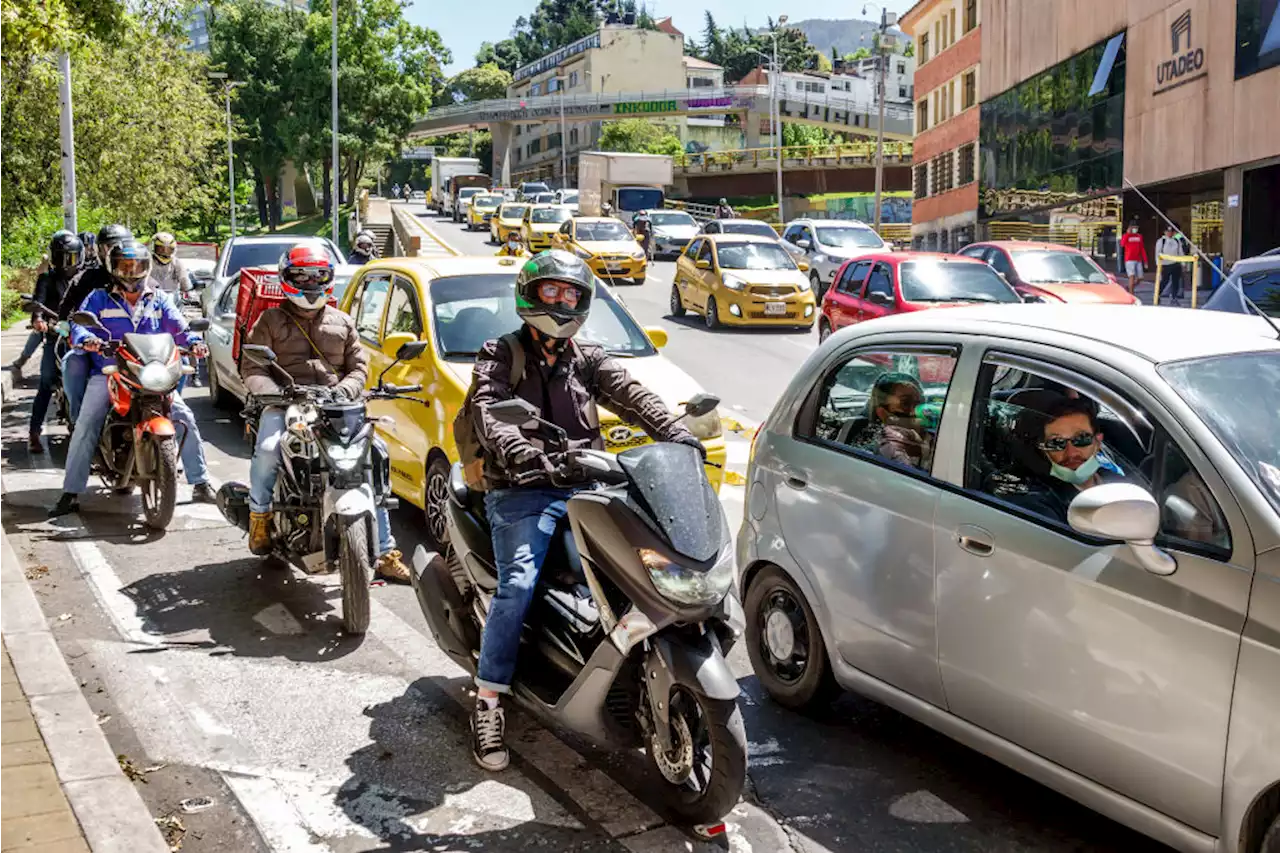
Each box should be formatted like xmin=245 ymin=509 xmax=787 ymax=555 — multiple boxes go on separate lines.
xmin=0 ymin=203 xmax=116 ymax=269
xmin=1 ymin=266 xmax=37 ymax=329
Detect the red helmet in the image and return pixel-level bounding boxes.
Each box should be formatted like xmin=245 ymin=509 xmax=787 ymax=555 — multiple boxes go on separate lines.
xmin=279 ymin=244 xmax=334 ymax=310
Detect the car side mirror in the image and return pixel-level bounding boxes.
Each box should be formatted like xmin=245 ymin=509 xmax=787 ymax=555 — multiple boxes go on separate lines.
xmin=380 ymin=332 xmax=417 ymax=361
xmin=1068 ymin=483 xmax=1176 ymax=575
xmin=191 ymin=272 xmax=213 ymax=290
xmin=684 ymin=392 xmax=720 ymax=418
xmin=695 ymin=259 xmax=711 ymax=270
xmin=242 ymin=343 xmax=277 ymax=362
xmin=489 ymin=398 xmax=540 ymax=428
xmin=797 ymin=261 xmax=810 ymax=273
xmin=188 ymin=318 xmax=211 ymax=333
xmin=868 ymin=291 xmax=891 ymax=305
xmin=797 ymin=239 xmax=812 ymax=250
xmin=644 ymin=326 xmax=668 ymax=348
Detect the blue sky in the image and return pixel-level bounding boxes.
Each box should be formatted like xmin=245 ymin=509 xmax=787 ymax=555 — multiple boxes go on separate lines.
xmin=412 ymin=0 xmax=919 ymax=75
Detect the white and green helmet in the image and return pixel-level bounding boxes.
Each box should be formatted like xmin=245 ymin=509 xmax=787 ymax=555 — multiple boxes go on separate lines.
xmin=514 ymin=250 xmax=596 ymax=339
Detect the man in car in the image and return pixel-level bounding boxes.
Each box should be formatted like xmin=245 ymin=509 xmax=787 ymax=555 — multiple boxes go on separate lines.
xmin=1010 ymin=394 xmax=1128 ymax=523
xmin=861 ymin=372 xmax=932 ymax=470
xmin=465 ymin=250 xmax=705 ymax=772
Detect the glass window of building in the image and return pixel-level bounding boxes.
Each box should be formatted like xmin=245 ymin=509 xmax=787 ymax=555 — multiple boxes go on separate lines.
xmin=963 ymin=70 xmax=977 ymax=110
xmin=959 ymin=144 xmax=976 ymax=185
xmin=915 ymin=163 xmax=929 ymax=199
xmin=917 ymin=99 xmax=929 ymax=131
xmin=920 ymin=32 xmax=930 ymax=63
xmin=965 ymin=0 xmax=978 ymax=33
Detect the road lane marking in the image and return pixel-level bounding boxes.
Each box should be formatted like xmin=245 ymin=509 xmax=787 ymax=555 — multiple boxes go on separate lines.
xmin=68 ymin=537 xmax=160 ymax=646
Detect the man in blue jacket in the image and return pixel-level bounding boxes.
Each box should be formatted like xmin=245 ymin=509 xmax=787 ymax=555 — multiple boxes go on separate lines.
xmin=49 ymin=240 xmax=216 ymax=517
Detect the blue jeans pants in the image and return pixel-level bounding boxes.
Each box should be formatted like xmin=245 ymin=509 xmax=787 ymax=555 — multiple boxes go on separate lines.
xmin=248 ymin=407 xmax=396 ymax=556
xmin=476 ymin=486 xmax=579 ymax=692
xmin=29 ymin=338 xmax=59 ymax=436
xmin=16 ymin=330 xmax=42 ymax=365
xmin=62 ymin=351 xmax=90 ymax=422
xmin=63 ymin=375 xmax=209 ymax=494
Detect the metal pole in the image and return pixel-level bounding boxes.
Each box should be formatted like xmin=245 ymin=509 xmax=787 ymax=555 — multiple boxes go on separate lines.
xmin=559 ymin=83 xmax=568 ymax=189
xmin=773 ymin=39 xmax=784 ymax=223
xmin=57 ymin=51 xmax=77 ymax=233
xmin=331 ymin=0 xmax=340 ymax=241
xmin=225 ymin=86 xmax=237 ymax=237
xmin=872 ymin=9 xmax=887 ymax=235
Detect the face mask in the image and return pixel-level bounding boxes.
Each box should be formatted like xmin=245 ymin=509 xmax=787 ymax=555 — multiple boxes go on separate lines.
xmin=1049 ymin=453 xmax=1101 ymax=486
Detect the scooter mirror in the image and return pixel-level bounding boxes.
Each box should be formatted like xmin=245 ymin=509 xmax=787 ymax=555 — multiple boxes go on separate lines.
xmin=242 ymin=344 xmax=277 ymax=362
xmin=395 ymin=340 xmax=429 ymax=361
xmin=188 ymin=318 xmax=211 ymax=332
xmin=489 ymin=398 xmax=539 ymax=427
xmin=684 ymin=392 xmax=720 ymax=418
xmin=70 ymin=310 xmax=106 ymax=330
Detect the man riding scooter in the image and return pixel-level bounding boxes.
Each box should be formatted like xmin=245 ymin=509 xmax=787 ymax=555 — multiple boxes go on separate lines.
xmin=49 ymin=241 xmax=216 ymax=517
xmin=347 ymin=231 xmax=377 ymax=266
xmin=495 ymin=231 xmax=529 ymax=258
xmin=59 ymin=224 xmax=133 ymax=422
xmin=465 ymin=250 xmax=704 ymax=771
xmin=27 ymin=232 xmax=84 ymax=453
xmin=240 ymin=245 xmax=410 ymax=583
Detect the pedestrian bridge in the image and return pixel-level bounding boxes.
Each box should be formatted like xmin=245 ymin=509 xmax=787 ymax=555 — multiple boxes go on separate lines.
xmin=411 ymin=84 xmax=914 ymax=141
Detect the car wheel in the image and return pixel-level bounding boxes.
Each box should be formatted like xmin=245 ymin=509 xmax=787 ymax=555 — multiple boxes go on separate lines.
xmin=810 ymin=272 xmax=826 ymax=302
xmin=632 ymin=275 xmax=645 ymax=286
xmin=705 ymin=296 xmax=721 ymax=330
xmin=1262 ymin=815 xmax=1280 ymax=853
xmin=745 ymin=566 xmax=840 ymax=711
xmin=818 ymin=320 xmax=832 ymax=344
xmin=208 ymin=363 xmax=236 ymax=411
xmin=423 ymin=455 xmax=452 ymax=552
xmin=670 ymin=284 xmax=686 ymax=317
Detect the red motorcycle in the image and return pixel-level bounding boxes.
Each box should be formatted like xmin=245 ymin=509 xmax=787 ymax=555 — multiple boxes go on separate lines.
xmin=72 ymin=310 xmax=209 ymax=530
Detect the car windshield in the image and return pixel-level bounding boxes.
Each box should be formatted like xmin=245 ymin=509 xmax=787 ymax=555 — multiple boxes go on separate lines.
xmin=534 ymin=193 xmax=556 ymax=204
xmin=715 ymin=242 xmax=797 ymax=271
xmin=531 ymin=207 xmax=571 ymax=224
xmin=576 ymin=221 xmax=632 ymax=241
xmin=1159 ymin=351 xmax=1280 ymax=514
xmin=721 ymin=221 xmax=777 ymax=238
xmin=458 ymin=188 xmax=482 ymax=200
xmin=1239 ymin=269 xmax=1280 ymax=316
xmin=473 ymin=195 xmax=502 ymax=210
xmin=617 ymin=187 xmax=664 ymax=212
xmin=501 ymin=205 xmax=529 ymax=220
xmin=1013 ymin=250 xmax=1109 ymax=284
xmin=177 ymin=244 xmax=218 ymax=263
xmin=430 ymin=274 xmax=656 ymax=359
xmin=557 ymin=191 xmax=580 ymax=202
xmin=521 ymin=183 xmax=548 ymax=194
xmin=649 ymin=212 xmax=696 ymax=227
xmin=815 ymin=226 xmax=885 ymax=249
xmin=224 ymin=241 xmax=337 ymax=278
xmin=900 ymin=261 xmax=1021 ymax=303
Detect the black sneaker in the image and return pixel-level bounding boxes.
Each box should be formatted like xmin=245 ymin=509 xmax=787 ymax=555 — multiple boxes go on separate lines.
xmin=191 ymin=483 xmax=217 ymax=504
xmin=471 ymin=702 xmax=509 ymax=772
xmin=48 ymin=493 xmax=80 ymax=518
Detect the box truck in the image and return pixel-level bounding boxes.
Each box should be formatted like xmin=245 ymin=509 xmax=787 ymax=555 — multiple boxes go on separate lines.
xmin=429 ymin=157 xmax=481 ymax=214
xmin=577 ymin=152 xmax=673 ymax=218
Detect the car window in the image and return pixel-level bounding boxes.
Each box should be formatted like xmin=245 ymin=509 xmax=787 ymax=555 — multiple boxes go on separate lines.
xmin=814 ymin=225 xmax=885 ymax=250
xmin=216 ymin=281 xmax=239 ymax=316
xmin=576 ymin=221 xmax=631 ymax=241
xmin=223 ymin=240 xmax=338 ymax=279
xmin=353 ymin=274 xmax=391 ymax=344
xmin=703 ymin=222 xmax=719 ymax=234
xmin=697 ymin=240 xmax=714 ymax=263
xmin=958 ymin=246 xmax=989 ymax=261
xmin=987 ymin=249 xmax=1014 ymax=278
xmin=802 ymin=348 xmax=959 ymax=475
xmin=1239 ymin=270 xmax=1280 ymax=315
xmin=502 ymin=205 xmax=528 ymax=220
xmin=714 ymin=241 xmax=796 ymax=271
xmin=899 ymin=261 xmax=1022 ymax=304
xmin=799 ymin=227 xmax=814 ymax=245
xmin=962 ymin=355 xmax=1230 ymax=556
xmin=684 ymin=239 xmax=703 ymax=260
xmin=783 ymin=225 xmax=801 ymax=244
xmin=837 ymin=261 xmax=873 ymax=295
xmin=1012 ymin=251 xmax=1109 ymax=284
xmin=864 ymin=263 xmax=894 ymax=299
xmin=384 ymin=277 xmax=422 ymax=338
xmin=722 ymin=221 xmax=779 ymax=238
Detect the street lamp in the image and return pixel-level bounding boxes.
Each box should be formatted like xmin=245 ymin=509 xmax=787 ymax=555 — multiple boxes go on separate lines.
xmin=331 ymin=0 xmax=340 ymax=242
xmin=208 ymin=72 xmax=247 ymax=237
xmin=756 ymin=13 xmax=788 ymax=222
xmin=862 ymin=3 xmax=896 ymax=235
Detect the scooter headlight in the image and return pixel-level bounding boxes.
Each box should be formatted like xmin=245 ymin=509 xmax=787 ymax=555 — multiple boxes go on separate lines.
xmin=138 ymin=362 xmax=174 ymax=392
xmin=639 ymin=547 xmax=733 ymax=607
xmin=323 ymin=441 xmax=366 ymax=472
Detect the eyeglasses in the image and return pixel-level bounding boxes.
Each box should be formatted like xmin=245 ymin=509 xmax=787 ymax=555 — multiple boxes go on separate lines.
xmin=1038 ymin=431 xmax=1096 ymax=452
xmin=537 ymin=281 xmax=581 ymax=307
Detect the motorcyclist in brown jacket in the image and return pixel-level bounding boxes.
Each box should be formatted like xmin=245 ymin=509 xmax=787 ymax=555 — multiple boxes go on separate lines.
xmin=240 ymin=245 xmax=409 ymax=581
xmin=466 ymin=250 xmax=704 ymax=771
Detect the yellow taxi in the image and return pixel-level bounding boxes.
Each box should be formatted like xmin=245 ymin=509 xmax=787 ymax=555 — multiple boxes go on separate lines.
xmin=490 ymin=201 xmax=530 ymax=244
xmin=338 ymin=255 xmax=728 ymax=549
xmin=672 ymin=233 xmax=816 ymax=330
xmin=465 ymin=193 xmax=503 ymax=232
xmin=551 ymin=216 xmax=648 ymax=285
xmin=522 ymin=204 xmax=572 ymax=252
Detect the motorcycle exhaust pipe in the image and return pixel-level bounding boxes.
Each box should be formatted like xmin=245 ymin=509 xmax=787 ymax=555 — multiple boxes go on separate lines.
xmin=215 ymin=482 xmax=252 ymax=532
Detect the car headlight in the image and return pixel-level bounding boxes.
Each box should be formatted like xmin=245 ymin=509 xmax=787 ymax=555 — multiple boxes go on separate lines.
xmin=685 ymin=406 xmax=722 ymax=439
xmin=138 ymin=362 xmax=174 ymax=393
xmin=573 ymin=246 xmax=593 ymax=260
xmin=639 ymin=547 xmax=733 ymax=606
xmin=720 ymin=274 xmax=746 ymax=291
xmin=323 ymin=440 xmax=365 ymax=472
xmin=812 ymin=253 xmax=827 ymax=264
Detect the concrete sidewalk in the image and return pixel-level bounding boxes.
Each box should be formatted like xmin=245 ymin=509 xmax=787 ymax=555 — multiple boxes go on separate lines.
xmin=2 ymin=331 xmax=169 ymax=853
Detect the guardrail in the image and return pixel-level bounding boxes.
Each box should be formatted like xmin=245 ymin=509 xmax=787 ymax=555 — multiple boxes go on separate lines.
xmin=663 ymin=200 xmax=913 ymax=244
xmin=674 ymin=141 xmax=913 ymax=172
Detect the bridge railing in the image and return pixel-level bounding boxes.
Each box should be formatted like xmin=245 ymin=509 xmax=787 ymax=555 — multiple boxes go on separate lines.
xmin=674 ymin=141 xmax=913 ymax=173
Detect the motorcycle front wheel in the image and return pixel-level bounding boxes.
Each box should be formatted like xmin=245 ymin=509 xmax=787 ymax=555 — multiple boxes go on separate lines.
xmin=646 ymin=686 xmax=747 ymax=825
xmin=140 ymin=436 xmax=178 ymax=530
xmin=338 ymin=516 xmax=372 ymax=635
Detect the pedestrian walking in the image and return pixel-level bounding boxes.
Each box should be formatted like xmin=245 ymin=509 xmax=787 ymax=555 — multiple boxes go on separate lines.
xmin=392 ymin=183 xmax=401 ymax=201
xmin=1155 ymin=225 xmax=1186 ymax=305
xmin=1119 ymin=221 xmax=1148 ymax=295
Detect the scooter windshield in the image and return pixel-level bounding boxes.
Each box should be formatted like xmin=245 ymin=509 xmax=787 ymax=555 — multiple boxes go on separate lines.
xmin=617 ymin=443 xmax=724 ymax=563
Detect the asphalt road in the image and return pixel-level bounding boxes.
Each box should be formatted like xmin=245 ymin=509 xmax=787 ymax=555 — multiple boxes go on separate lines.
xmin=0 ymin=220 xmax=1171 ymax=853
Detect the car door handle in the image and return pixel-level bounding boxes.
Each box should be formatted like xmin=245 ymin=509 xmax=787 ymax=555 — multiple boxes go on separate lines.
xmin=782 ymin=467 xmax=808 ymax=490
xmin=955 ymin=525 xmax=995 ymax=556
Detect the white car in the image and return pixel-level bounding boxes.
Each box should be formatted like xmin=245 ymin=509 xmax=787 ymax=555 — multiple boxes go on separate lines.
xmin=781 ymin=219 xmax=889 ymax=301
xmin=554 ymin=189 xmax=580 ymax=214
xmin=410 ymin=190 xmax=425 ymax=201
xmin=198 ymin=235 xmax=355 ymax=320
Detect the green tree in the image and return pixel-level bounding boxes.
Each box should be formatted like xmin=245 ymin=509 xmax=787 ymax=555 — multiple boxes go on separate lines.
xmin=845 ymin=47 xmax=872 ymax=61
xmin=476 ymin=40 xmax=523 ymax=75
xmin=902 ymin=41 xmax=915 ymax=58
xmin=598 ymin=119 xmax=682 ymax=155
xmin=449 ymin=63 xmax=513 ymax=102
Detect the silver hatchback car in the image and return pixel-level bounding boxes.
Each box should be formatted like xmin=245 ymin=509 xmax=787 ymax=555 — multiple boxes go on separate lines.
xmin=737 ymin=305 xmax=1280 ymax=853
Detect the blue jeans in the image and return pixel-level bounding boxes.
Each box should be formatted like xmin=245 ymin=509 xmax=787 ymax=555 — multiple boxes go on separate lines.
xmin=248 ymin=407 xmax=395 ymax=556
xmin=62 ymin=351 xmax=90 ymax=422
xmin=29 ymin=338 xmax=59 ymax=436
xmin=15 ymin=330 xmax=42 ymax=365
xmin=63 ymin=375 xmax=209 ymax=494
xmin=476 ymin=486 xmax=579 ymax=692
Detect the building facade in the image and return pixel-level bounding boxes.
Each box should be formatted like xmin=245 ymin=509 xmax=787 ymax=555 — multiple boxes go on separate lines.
xmin=979 ymin=0 xmax=1280 ymax=264
xmin=901 ymin=0 xmax=983 ymax=250
xmin=844 ymin=52 xmax=917 ymax=106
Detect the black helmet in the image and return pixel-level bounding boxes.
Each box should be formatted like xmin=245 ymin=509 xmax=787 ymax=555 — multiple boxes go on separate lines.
xmin=97 ymin=224 xmax=133 ymax=265
xmin=514 ymin=250 xmax=595 ymax=339
xmin=108 ymin=240 xmax=152 ymax=292
xmin=50 ymin=233 xmax=84 ymax=274
xmin=78 ymin=232 xmax=99 ymax=269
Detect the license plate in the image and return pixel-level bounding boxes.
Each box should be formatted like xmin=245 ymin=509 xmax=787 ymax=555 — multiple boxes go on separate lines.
xmin=764 ymin=301 xmax=787 ymax=316
xmin=606 ymin=263 xmax=623 ymax=272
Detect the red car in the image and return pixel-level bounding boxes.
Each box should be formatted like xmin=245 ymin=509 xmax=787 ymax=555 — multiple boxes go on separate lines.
xmin=958 ymin=241 xmax=1139 ymax=304
xmin=819 ymin=251 xmax=1021 ymax=342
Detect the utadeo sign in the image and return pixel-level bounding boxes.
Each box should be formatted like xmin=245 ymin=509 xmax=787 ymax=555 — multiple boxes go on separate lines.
xmin=1154 ymin=7 xmax=1207 ymax=94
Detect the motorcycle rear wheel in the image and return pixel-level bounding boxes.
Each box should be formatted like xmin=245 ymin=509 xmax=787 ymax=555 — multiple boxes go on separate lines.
xmin=140 ymin=437 xmax=178 ymax=530
xmin=647 ymin=686 xmax=747 ymax=825
xmin=338 ymin=517 xmax=372 ymax=635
